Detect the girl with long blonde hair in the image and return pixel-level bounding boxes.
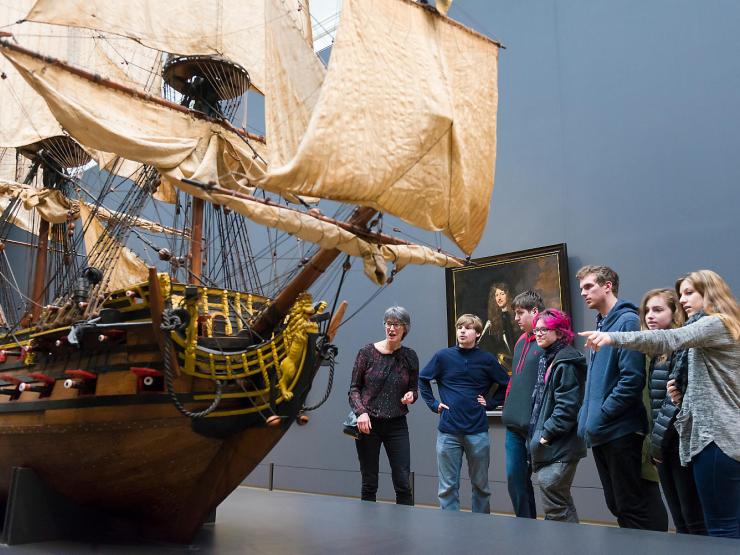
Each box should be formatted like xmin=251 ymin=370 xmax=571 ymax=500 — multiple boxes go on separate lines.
xmin=640 ymin=289 xmax=705 ymax=535
xmin=581 ymin=270 xmax=740 ymax=537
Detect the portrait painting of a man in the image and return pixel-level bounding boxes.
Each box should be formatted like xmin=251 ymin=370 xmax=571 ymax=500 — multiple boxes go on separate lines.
xmin=445 ymin=244 xmax=570 ymax=374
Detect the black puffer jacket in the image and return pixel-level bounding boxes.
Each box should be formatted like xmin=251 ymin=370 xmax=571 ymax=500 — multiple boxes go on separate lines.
xmin=648 ymin=355 xmax=680 ymax=459
xmin=648 ymin=357 xmax=671 ymax=418
xmin=528 ymin=345 xmax=587 ymax=472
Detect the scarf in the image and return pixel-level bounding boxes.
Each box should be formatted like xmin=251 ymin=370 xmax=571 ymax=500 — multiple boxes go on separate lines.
xmin=528 ymin=339 xmax=567 ymax=439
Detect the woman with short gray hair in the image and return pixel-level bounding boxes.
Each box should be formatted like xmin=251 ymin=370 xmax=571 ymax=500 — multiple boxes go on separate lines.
xmin=349 ymin=305 xmax=419 ymax=505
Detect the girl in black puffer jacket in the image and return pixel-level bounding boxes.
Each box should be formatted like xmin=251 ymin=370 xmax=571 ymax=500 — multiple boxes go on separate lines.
xmin=640 ymin=289 xmax=706 ymax=535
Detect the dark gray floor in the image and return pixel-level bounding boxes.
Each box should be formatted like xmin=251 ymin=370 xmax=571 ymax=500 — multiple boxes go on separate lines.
xmin=2 ymin=487 xmax=738 ymax=554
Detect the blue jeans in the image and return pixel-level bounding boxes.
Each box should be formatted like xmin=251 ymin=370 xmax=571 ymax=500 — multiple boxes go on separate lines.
xmin=505 ymin=429 xmax=537 ymax=518
xmin=436 ymin=431 xmax=490 ymax=513
xmin=692 ymin=442 xmax=740 ymax=538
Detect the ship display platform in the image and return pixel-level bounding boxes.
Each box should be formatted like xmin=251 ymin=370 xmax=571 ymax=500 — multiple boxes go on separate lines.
xmin=2 ymin=486 xmax=737 ymax=554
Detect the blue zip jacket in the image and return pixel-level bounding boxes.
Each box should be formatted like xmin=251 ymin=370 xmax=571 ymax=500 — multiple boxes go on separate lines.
xmin=577 ymin=299 xmax=647 ymax=447
xmin=419 ymin=346 xmax=509 ymax=435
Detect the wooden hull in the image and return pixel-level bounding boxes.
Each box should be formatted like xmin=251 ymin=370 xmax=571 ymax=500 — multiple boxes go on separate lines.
xmin=0 ymin=408 xmax=292 ymax=541
xmin=0 ymin=279 xmax=325 ymax=542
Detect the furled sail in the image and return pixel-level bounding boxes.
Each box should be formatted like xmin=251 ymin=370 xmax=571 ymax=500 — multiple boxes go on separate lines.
xmin=88 ymin=203 xmax=181 ymax=236
xmin=18 ymin=185 xmax=78 ymax=224
xmin=0 ymin=180 xmax=39 ymax=234
xmin=78 ymin=203 xmax=149 ymax=291
xmin=1 ymin=0 xmax=164 ymax=199
xmin=0 ymin=179 xmax=78 ymax=225
xmin=0 ymin=44 xmax=268 ymax=192
xmin=261 ymin=0 xmax=499 ymax=254
xmin=0 ymin=180 xmax=178 ymax=236
xmin=0 ymin=43 xmax=461 ymax=282
xmin=25 ymin=0 xmax=316 ymax=95
xmin=189 ymin=187 xmax=462 ymax=283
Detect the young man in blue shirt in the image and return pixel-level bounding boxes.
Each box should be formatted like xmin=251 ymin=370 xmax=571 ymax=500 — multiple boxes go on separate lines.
xmin=419 ymin=314 xmax=509 ymax=513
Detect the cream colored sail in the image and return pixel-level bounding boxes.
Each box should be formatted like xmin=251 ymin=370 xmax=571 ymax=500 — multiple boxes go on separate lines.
xmin=199 ymin=188 xmax=461 ymax=284
xmin=1 ymin=0 xmax=164 ymax=206
xmin=437 ymin=0 xmax=453 ymax=16
xmin=265 ymin=0 xmax=326 ymax=168
xmin=77 ymin=203 xmax=149 ymax=291
xmin=0 ymin=180 xmax=179 ymax=236
xmin=0 ymin=180 xmax=77 ymax=224
xmin=1 ymin=45 xmax=268 ymax=193
xmin=0 ymin=181 xmax=39 ymax=234
xmin=2 ymin=2 xmax=162 ymax=148
xmin=0 ymin=3 xmax=65 ymax=148
xmin=0 ymin=44 xmax=460 ymax=283
xmin=0 ymin=151 xmax=31 ymax=184
xmin=87 ymin=203 xmax=182 ymax=236
xmin=26 ymin=0 xmax=316 ymax=95
xmin=261 ymin=0 xmax=499 ymax=254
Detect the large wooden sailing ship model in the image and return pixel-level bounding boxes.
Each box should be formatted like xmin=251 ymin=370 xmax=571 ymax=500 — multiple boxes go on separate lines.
xmin=0 ymin=0 xmax=500 ymax=543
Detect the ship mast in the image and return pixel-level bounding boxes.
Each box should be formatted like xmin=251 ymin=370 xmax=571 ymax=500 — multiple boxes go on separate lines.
xmin=161 ymin=54 xmax=252 ymax=286
xmin=189 ymin=198 xmax=205 ymax=285
xmin=252 ymin=206 xmax=377 ymax=336
xmin=29 ymin=219 xmax=50 ymax=321
xmin=19 ymin=136 xmax=90 ymax=323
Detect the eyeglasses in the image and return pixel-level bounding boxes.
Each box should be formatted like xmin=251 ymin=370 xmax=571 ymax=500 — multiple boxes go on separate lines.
xmin=384 ymin=321 xmax=405 ymax=329
xmin=533 ymin=327 xmax=554 ymax=335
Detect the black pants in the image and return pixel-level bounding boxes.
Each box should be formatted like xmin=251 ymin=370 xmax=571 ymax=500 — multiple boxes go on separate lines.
xmin=593 ymin=433 xmax=667 ymax=530
xmin=355 ymin=415 xmax=413 ymax=505
xmin=657 ymin=449 xmax=707 ymax=534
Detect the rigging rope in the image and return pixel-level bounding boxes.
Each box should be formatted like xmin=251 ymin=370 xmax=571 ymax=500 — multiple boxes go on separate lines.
xmin=301 ymin=340 xmax=337 ymax=412
xmin=161 ymin=309 xmax=223 ymax=418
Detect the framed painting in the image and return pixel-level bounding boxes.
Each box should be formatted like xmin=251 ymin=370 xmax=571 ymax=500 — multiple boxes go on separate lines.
xmin=445 ymin=243 xmax=571 ymax=376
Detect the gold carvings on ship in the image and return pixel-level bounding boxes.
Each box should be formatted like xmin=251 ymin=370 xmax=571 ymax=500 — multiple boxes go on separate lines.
xmin=276 ymin=293 xmax=323 ymax=401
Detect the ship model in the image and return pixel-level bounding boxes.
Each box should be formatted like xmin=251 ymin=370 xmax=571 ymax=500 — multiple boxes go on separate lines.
xmin=0 ymin=0 xmax=499 ymax=542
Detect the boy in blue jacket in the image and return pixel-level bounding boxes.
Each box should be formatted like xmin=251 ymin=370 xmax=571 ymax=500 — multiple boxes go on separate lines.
xmin=419 ymin=314 xmax=509 ymax=513
xmin=576 ymin=265 xmax=663 ymax=530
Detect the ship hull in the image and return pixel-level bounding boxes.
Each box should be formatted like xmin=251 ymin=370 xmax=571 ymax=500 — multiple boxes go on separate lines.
xmin=0 ymin=344 xmax=319 ymax=542
xmin=0 ymin=279 xmax=324 ymax=542
xmin=0 ymin=411 xmax=291 ymax=541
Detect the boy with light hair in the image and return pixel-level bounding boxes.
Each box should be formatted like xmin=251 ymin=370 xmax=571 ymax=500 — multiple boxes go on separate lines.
xmin=419 ymin=314 xmax=509 ymax=513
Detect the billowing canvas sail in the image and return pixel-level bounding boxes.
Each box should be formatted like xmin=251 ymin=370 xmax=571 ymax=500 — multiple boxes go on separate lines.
xmin=0 ymin=151 xmax=31 ymax=184
xmin=0 ymin=3 xmax=65 ymax=148
xmin=261 ymin=0 xmax=499 ymax=254
xmin=26 ymin=0 xmax=315 ymax=95
xmin=1 ymin=44 xmax=268 ymax=193
xmin=0 ymin=42 xmax=461 ymax=282
xmin=1 ymin=0 xmax=164 ymax=196
xmin=265 ymin=0 xmax=326 ymax=168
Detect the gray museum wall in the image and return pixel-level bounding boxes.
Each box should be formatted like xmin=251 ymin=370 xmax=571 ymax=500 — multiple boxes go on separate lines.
xmin=243 ymin=0 xmax=740 ymax=524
